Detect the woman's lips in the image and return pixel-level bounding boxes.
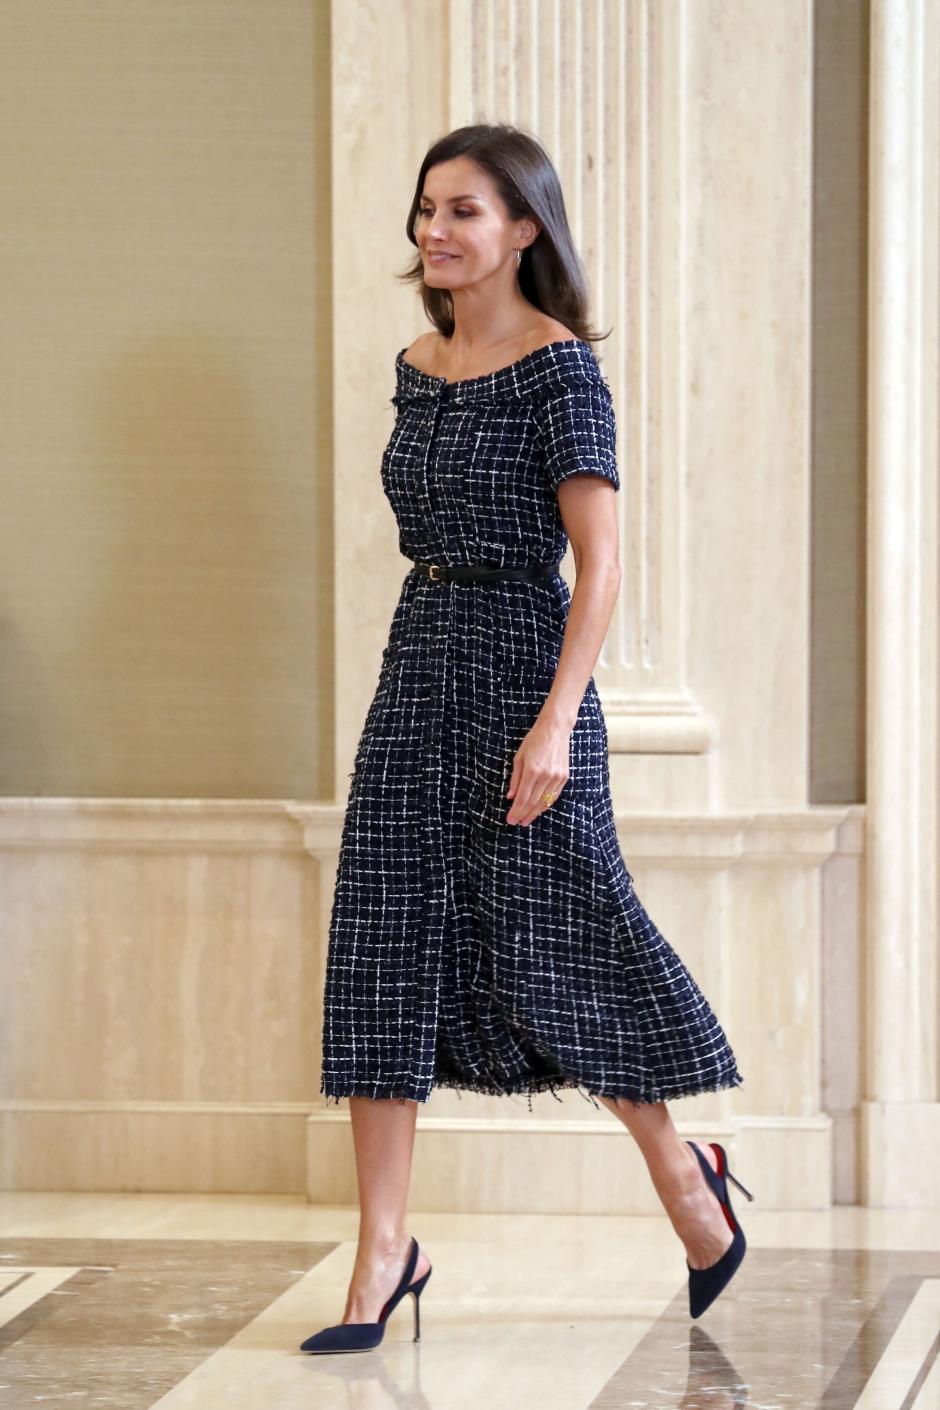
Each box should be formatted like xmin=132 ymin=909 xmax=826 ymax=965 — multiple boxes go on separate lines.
xmin=428 ymin=252 xmax=459 ymax=263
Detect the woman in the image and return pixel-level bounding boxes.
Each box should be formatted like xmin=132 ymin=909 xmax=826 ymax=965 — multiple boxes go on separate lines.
xmin=301 ymin=124 xmax=751 ymax=1355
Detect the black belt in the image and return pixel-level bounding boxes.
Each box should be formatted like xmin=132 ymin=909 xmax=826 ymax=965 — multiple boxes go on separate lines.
xmin=412 ymin=559 xmax=563 ymax=584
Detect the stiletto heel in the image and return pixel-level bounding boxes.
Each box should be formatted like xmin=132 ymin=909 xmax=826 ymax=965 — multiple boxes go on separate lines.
xmin=685 ymin=1141 xmax=754 ymax=1319
xmin=409 ymin=1266 xmax=432 ymax=1340
xmin=726 ymin=1168 xmax=754 ymax=1201
xmin=299 ymin=1236 xmax=432 ymax=1354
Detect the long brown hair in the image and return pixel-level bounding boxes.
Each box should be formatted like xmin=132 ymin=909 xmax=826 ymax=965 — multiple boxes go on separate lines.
xmin=396 ymin=123 xmax=611 ymax=350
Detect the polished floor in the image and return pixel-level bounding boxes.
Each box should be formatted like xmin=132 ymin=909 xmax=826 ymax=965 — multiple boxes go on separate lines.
xmin=1 ymin=1192 xmax=938 ymax=1408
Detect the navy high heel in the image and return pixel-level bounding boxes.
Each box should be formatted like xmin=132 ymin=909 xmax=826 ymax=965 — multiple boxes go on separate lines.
xmin=299 ymin=1236 xmax=431 ymax=1354
xmin=685 ymin=1141 xmax=754 ymax=1319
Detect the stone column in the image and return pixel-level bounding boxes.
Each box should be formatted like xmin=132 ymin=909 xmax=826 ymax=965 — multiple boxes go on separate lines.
xmin=862 ymin=0 xmax=940 ymax=1204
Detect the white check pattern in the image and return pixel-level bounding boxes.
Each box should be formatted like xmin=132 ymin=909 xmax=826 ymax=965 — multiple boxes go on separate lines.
xmin=320 ymin=339 xmax=744 ymax=1110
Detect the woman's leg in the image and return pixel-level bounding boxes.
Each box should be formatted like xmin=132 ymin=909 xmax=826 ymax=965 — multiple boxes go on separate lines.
xmin=597 ymin=1096 xmax=734 ymax=1270
xmin=339 ymin=1095 xmax=432 ymax=1323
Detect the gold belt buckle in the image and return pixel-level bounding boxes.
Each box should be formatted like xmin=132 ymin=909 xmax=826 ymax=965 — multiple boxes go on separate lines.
xmin=427 ymin=563 xmax=441 ymax=581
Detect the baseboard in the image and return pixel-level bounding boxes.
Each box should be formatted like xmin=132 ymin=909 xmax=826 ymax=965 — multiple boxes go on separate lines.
xmin=0 ymin=1100 xmax=313 ymax=1193
xmin=306 ymin=1107 xmax=834 ymax=1213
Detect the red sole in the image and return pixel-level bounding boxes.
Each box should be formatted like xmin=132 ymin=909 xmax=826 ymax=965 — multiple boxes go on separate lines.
xmin=710 ymin=1143 xmax=739 ymax=1236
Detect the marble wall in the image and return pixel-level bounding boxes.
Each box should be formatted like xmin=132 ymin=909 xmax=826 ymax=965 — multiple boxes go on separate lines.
xmin=1 ymin=1 xmax=936 ymax=1210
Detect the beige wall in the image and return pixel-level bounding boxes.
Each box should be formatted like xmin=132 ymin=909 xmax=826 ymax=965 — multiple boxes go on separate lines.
xmin=1 ymin=1 xmax=937 ymax=1211
xmin=0 ymin=0 xmax=871 ymax=809
xmin=0 ymin=0 xmax=334 ymax=801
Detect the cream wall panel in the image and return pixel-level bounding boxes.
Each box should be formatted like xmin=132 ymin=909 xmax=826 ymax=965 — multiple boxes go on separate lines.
xmin=683 ymin=0 xmax=813 ymax=810
xmin=309 ymin=1111 xmax=835 ymax=1213
xmin=457 ymin=0 xmax=715 ymax=805
xmin=0 ymin=798 xmax=854 ymax=1205
xmin=4 ymin=0 xmax=922 ymax=1208
xmin=330 ymin=0 xmax=453 ymax=794
xmin=0 ymin=1105 xmax=311 ymax=1194
xmin=452 ymin=2 xmax=813 ymax=811
xmin=861 ymin=0 xmax=940 ymax=1204
xmin=822 ymin=846 xmax=865 ymax=1203
xmin=0 ymin=802 xmax=321 ymax=1106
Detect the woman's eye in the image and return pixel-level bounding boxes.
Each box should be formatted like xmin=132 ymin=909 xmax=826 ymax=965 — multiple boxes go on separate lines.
xmin=418 ymin=208 xmax=472 ymax=218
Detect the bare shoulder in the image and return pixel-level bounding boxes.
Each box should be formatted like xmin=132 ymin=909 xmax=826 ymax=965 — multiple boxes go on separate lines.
xmin=401 ymin=322 xmax=581 ymax=377
xmin=401 ymin=331 xmax=442 ymax=373
xmin=529 ymin=318 xmax=579 ymax=350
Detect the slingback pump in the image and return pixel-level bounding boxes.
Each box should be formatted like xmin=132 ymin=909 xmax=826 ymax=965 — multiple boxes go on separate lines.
xmin=685 ymin=1141 xmax=754 ymax=1319
xmin=299 ymin=1236 xmax=432 ymax=1354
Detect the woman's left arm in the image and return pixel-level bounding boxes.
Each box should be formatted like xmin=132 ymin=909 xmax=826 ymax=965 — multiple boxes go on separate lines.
xmin=506 ymin=372 xmax=622 ymax=825
xmin=541 ymin=480 xmax=621 ymax=732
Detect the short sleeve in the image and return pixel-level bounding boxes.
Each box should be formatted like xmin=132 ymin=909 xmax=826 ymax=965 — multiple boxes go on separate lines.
xmin=535 ymin=375 xmax=620 ymax=493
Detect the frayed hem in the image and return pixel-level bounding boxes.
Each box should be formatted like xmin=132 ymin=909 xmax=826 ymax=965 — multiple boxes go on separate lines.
xmin=433 ymin=1067 xmax=745 ymax=1111
xmin=319 ymin=1068 xmax=745 ymax=1112
xmin=321 ymin=1088 xmax=421 ymax=1108
xmin=587 ymin=1068 xmax=747 ymax=1107
xmin=432 ymin=1070 xmax=605 ymax=1114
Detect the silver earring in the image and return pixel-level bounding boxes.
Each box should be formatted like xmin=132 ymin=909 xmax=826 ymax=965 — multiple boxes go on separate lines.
xmin=516 ymin=249 xmax=522 ymax=266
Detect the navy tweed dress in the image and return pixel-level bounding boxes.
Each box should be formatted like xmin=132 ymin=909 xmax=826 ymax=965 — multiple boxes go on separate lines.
xmin=320 ymin=338 xmax=744 ymax=1110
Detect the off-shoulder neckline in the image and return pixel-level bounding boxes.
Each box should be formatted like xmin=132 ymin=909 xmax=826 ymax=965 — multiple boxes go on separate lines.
xmin=395 ymin=337 xmax=603 ymax=401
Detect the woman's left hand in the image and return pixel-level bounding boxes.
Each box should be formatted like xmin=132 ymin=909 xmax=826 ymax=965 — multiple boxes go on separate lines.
xmin=505 ymin=716 xmax=571 ymax=825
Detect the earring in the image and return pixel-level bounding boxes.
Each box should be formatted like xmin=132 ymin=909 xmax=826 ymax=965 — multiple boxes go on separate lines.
xmin=516 ymin=249 xmax=522 ymax=266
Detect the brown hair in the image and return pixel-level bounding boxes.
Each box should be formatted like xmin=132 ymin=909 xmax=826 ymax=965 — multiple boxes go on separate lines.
xmin=396 ymin=122 xmax=611 ymax=350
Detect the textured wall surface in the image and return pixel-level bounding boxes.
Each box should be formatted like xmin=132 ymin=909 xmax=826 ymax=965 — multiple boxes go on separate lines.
xmin=0 ymin=1 xmax=332 ymax=800
xmin=5 ymin=1 xmax=934 ymax=1211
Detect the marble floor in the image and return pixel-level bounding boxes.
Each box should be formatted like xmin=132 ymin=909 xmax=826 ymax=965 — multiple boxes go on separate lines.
xmin=1 ymin=1192 xmax=938 ymax=1409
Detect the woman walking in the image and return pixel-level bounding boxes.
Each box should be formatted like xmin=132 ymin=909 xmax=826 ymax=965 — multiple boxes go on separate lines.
xmin=302 ymin=124 xmax=751 ymax=1354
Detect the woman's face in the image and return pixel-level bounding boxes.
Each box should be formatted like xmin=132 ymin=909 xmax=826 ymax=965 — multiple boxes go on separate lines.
xmin=414 ymin=156 xmax=535 ymax=289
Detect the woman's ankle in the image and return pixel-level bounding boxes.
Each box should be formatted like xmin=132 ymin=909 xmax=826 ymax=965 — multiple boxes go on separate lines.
xmin=645 ymin=1139 xmax=703 ymax=1203
xmin=355 ymin=1229 xmax=410 ymax=1263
